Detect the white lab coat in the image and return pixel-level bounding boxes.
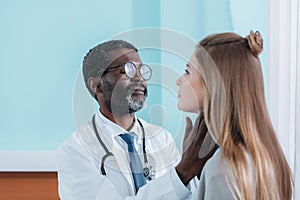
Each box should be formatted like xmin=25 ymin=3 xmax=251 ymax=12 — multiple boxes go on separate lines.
xmin=57 ymin=112 xmax=196 ymax=199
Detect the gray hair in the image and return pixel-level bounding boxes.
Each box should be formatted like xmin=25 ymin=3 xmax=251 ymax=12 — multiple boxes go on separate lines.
xmin=82 ymin=40 xmax=138 ymax=98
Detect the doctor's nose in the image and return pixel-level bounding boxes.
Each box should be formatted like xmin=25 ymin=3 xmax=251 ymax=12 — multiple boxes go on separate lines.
xmin=132 ymin=70 xmax=144 ymax=82
xmin=130 ymin=67 xmax=146 ymax=83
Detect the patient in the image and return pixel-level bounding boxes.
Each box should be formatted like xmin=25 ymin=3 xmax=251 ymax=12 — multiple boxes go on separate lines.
xmin=176 ymin=31 xmax=293 ymax=199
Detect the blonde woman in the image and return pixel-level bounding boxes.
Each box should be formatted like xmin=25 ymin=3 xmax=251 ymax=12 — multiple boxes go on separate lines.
xmin=176 ymin=31 xmax=293 ymax=199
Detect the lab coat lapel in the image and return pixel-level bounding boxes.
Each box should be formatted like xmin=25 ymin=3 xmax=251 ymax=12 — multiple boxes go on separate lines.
xmin=76 ymin=120 xmax=135 ymax=194
xmin=109 ymin=144 xmax=136 ymax=194
xmin=96 ymin=137 xmax=135 ymax=195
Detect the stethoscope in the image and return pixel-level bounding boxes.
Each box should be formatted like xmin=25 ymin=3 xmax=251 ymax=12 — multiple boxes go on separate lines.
xmin=92 ymin=115 xmax=155 ymax=181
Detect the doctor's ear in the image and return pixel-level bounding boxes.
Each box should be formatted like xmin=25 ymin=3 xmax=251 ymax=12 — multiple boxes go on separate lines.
xmin=88 ymin=77 xmax=102 ymax=94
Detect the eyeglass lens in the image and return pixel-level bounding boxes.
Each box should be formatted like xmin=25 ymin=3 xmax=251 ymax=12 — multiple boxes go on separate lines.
xmin=124 ymin=62 xmax=152 ymax=80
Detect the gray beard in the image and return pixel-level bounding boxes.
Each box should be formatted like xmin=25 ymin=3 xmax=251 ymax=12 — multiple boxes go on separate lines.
xmin=102 ymin=79 xmax=146 ymax=115
xmin=126 ymin=93 xmax=145 ymax=113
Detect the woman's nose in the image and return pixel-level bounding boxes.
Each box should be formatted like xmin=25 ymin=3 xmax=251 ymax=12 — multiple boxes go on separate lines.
xmin=176 ymin=76 xmax=181 ymax=86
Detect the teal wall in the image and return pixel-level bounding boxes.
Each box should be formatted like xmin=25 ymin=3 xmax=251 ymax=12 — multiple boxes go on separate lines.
xmin=0 ymin=0 xmax=266 ymax=151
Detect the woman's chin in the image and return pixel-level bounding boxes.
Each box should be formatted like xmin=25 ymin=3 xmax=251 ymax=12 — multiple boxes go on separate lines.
xmin=177 ymin=104 xmax=198 ymax=114
xmin=177 ymin=103 xmax=184 ymax=111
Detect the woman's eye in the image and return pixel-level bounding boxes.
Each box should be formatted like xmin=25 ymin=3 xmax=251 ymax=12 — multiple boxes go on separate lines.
xmin=185 ymin=69 xmax=189 ymax=74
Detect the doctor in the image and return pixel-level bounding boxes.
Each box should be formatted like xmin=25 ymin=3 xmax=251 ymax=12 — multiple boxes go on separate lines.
xmin=57 ymin=40 xmax=216 ymax=199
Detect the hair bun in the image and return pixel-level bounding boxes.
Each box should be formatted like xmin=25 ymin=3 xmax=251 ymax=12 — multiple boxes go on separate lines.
xmin=246 ymin=31 xmax=263 ymax=56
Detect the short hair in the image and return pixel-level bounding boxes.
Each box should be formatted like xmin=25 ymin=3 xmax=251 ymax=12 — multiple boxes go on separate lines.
xmin=82 ymin=40 xmax=138 ymax=97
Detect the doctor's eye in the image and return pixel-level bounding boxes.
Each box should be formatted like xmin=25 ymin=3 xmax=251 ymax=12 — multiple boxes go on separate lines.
xmin=119 ymin=67 xmax=126 ymax=74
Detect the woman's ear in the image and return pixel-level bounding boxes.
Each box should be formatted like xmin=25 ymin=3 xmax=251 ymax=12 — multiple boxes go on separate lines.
xmin=88 ymin=77 xmax=102 ymax=94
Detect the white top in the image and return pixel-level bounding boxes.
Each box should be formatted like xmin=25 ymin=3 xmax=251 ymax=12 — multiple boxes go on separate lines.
xmin=57 ymin=111 xmax=196 ymax=199
xmin=194 ymin=149 xmax=254 ymax=200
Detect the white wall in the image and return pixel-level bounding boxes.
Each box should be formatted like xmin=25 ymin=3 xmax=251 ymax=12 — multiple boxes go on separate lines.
xmin=267 ymin=0 xmax=300 ymax=198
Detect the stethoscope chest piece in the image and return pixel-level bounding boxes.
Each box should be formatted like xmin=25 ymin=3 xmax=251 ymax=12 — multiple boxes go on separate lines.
xmin=143 ymin=165 xmax=155 ymax=181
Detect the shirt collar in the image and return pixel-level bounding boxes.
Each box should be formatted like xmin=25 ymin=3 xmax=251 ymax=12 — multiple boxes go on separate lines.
xmin=95 ymin=111 xmax=142 ymax=140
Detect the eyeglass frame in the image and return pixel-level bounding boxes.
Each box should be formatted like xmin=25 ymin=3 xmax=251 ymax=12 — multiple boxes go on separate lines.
xmin=101 ymin=62 xmax=152 ymax=81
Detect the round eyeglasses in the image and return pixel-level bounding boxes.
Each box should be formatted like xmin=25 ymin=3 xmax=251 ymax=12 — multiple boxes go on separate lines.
xmin=102 ymin=62 xmax=152 ymax=81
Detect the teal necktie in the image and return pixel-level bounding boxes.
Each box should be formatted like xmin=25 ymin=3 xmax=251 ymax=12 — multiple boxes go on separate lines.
xmin=120 ymin=133 xmax=146 ymax=192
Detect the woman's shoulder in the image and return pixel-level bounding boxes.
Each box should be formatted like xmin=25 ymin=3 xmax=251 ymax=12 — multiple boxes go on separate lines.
xmin=196 ymin=149 xmax=235 ymax=199
xmin=202 ymin=149 xmax=224 ymax=176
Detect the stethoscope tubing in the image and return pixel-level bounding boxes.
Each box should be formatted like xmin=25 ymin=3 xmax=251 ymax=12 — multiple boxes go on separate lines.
xmin=92 ymin=114 xmax=149 ymax=176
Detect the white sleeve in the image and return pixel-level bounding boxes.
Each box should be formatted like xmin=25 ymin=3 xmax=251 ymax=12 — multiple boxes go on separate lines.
xmin=57 ymin=135 xmax=192 ymax=200
xmin=95 ymin=168 xmax=191 ymax=200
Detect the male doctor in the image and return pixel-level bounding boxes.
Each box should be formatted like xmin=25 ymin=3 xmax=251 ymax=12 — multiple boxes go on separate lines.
xmin=57 ymin=40 xmax=216 ymax=199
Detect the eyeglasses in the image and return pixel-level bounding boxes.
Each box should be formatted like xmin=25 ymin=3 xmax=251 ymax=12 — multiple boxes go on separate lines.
xmin=102 ymin=62 xmax=152 ymax=81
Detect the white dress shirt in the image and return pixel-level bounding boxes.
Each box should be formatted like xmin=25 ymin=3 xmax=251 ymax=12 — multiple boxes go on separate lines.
xmin=57 ymin=111 xmax=195 ymax=199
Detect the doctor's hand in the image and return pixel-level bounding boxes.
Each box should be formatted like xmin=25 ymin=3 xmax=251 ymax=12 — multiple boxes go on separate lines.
xmin=175 ymin=113 xmax=218 ymax=185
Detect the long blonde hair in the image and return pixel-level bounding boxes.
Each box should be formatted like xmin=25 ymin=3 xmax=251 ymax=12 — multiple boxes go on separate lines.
xmin=195 ymin=31 xmax=293 ymax=199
